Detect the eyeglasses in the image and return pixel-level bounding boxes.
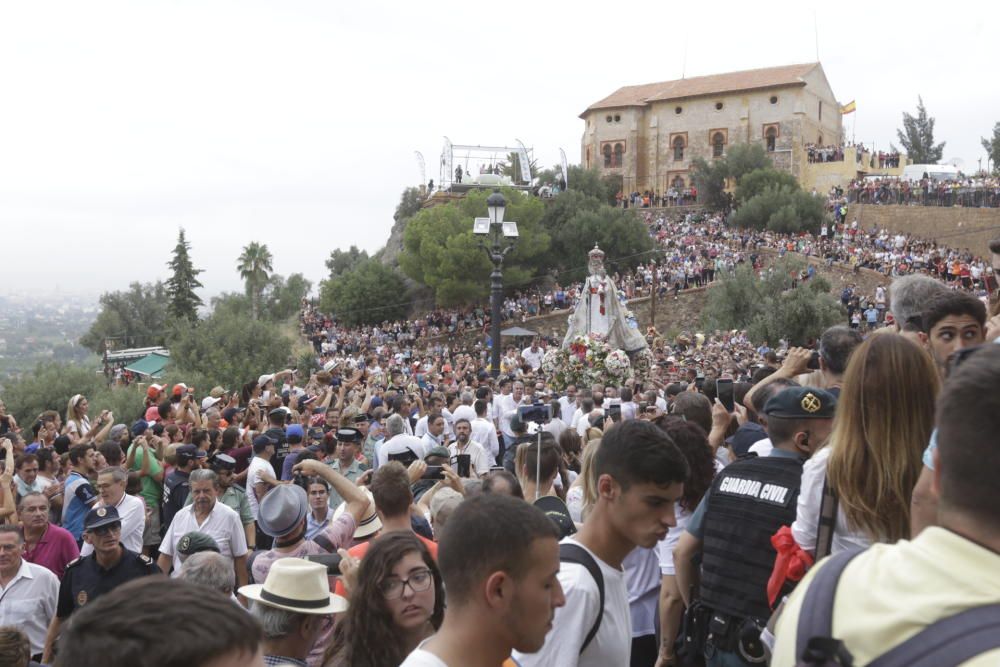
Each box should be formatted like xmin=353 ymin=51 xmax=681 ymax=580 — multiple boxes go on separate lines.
xmin=379 ymin=568 xmax=433 ymax=599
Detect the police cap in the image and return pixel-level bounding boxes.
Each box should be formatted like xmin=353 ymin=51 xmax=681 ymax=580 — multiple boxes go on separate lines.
xmin=336 ymin=428 xmax=362 ymax=443
xmin=84 ymin=505 xmax=122 ymax=532
xmin=763 ymin=386 xmax=836 ymax=420
xmin=177 ymin=531 xmax=221 ymax=556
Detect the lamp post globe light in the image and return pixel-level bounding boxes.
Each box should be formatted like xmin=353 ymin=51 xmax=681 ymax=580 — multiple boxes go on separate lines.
xmin=473 ymin=189 xmax=518 ymax=378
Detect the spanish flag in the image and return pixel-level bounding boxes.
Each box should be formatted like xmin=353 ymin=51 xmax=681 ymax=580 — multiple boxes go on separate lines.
xmin=840 ymin=100 xmax=856 ymax=115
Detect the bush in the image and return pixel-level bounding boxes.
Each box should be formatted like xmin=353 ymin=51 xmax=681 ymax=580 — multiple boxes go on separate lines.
xmin=702 ymin=257 xmax=844 ymax=346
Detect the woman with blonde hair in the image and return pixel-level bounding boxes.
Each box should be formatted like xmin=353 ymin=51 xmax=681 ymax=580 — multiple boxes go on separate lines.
xmin=565 ymin=437 xmax=601 ymax=523
xmin=63 ymin=395 xmax=113 ymax=445
xmin=791 ymin=333 xmax=940 ymax=555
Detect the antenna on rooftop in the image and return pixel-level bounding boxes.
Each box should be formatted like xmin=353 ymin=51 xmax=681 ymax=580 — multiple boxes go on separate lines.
xmin=681 ymin=34 xmax=688 ymax=78
xmin=813 ymin=7 xmax=819 ymax=61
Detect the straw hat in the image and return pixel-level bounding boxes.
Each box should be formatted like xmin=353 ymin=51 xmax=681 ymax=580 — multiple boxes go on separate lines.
xmin=239 ymin=557 xmax=347 ymax=614
xmin=333 ymin=487 xmax=381 ymax=539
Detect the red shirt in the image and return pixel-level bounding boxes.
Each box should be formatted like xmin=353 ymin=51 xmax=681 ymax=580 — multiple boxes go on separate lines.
xmin=23 ymin=523 xmax=80 ymax=580
xmin=334 ymin=532 xmax=438 ymax=597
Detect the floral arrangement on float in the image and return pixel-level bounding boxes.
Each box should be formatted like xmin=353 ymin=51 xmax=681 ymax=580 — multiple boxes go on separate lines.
xmin=541 ymin=334 xmax=634 ymax=391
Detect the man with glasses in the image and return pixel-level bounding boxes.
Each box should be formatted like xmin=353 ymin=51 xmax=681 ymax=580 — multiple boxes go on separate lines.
xmin=41 ymin=505 xmax=159 ymax=662
xmin=81 ymin=467 xmax=145 ymax=556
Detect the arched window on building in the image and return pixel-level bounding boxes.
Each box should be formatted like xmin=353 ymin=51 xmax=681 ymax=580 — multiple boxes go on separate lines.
xmin=603 ymin=144 xmax=612 ymax=168
xmin=712 ymin=132 xmax=725 ymax=158
xmin=765 ymin=126 xmax=777 ymax=152
xmin=673 ymin=136 xmax=685 ymax=161
xmin=671 ymin=175 xmax=685 ymax=190
xmin=614 ymin=143 xmax=624 ymax=168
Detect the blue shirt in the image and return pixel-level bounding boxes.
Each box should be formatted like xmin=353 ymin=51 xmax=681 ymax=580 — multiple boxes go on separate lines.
xmin=62 ymin=471 xmax=97 ymax=540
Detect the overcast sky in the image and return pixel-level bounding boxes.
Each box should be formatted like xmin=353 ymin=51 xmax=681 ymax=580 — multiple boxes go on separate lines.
xmin=2 ymin=1 xmax=997 ymax=301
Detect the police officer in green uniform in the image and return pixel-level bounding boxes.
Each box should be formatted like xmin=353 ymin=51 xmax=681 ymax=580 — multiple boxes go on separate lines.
xmin=41 ymin=505 xmax=160 ymax=662
xmin=674 ymin=386 xmax=837 ymax=667
xmin=184 ymin=453 xmax=255 ymax=549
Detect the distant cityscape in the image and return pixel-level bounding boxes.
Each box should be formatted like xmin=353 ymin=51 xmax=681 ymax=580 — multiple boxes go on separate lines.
xmin=0 ymin=293 xmax=100 ymax=382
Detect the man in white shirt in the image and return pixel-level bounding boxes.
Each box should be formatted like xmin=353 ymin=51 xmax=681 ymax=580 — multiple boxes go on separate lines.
xmin=450 ymin=391 xmax=477 ymax=425
xmin=81 ymin=467 xmax=145 ymax=556
xmin=158 ymin=469 xmax=248 ymax=592
xmin=470 ymin=399 xmax=500 ymax=463
xmin=0 ymin=526 xmax=59 ymax=657
xmin=514 ymin=421 xmax=687 ymax=667
xmin=498 ymin=381 xmax=525 ymax=449
xmin=400 ymin=495 xmax=565 ymax=667
xmin=558 ymin=385 xmax=578 ymax=426
xmin=448 ymin=419 xmax=491 ymax=478
xmin=420 ymin=413 xmax=448 ymax=453
xmin=376 ymin=414 xmax=427 ymax=468
xmin=246 ymin=434 xmax=282 ymax=522
xmin=521 ymin=339 xmax=545 ymax=371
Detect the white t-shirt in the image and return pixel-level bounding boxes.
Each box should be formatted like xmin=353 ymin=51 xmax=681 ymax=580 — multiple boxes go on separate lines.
xmin=400 ymin=648 xmax=448 ymax=667
xmin=81 ymin=492 xmax=145 ymax=556
xmin=748 ymin=437 xmax=774 ymax=458
xmin=376 ymin=434 xmax=427 ymax=468
xmin=623 ymin=546 xmax=661 ymax=637
xmin=448 ymin=440 xmax=492 ymax=477
xmin=470 ymin=417 xmax=500 ymax=459
xmin=514 ymin=538 xmax=631 ymax=667
xmin=522 ymin=346 xmax=544 ymax=370
xmin=656 ymin=504 xmax=692 ymax=576
xmin=451 ymin=405 xmax=476 ymax=425
xmin=246 ymin=456 xmax=273 ymax=519
xmin=791 ymin=446 xmax=872 ymax=555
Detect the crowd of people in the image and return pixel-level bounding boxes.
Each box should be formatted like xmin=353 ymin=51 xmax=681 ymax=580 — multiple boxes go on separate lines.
xmin=618 ymin=188 xmax=699 ymax=209
xmin=2 ymin=210 xmax=1000 ymax=666
xmin=848 ymin=175 xmax=1000 ymax=208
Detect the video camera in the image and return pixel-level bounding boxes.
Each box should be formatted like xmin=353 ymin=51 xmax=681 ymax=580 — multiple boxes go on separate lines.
xmin=517 ymin=403 xmax=551 ymax=425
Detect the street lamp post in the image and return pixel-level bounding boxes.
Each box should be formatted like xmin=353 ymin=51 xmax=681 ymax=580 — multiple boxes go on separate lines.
xmin=473 ymin=189 xmax=518 ymax=378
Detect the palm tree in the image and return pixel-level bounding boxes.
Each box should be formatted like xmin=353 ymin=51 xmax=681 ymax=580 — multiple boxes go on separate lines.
xmin=237 ymin=241 xmax=273 ymax=319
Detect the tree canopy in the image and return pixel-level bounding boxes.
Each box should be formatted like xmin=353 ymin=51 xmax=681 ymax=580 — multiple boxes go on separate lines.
xmin=80 ymin=282 xmax=169 ymax=354
xmin=165 ymin=228 xmax=204 ymax=323
xmin=702 ymin=257 xmax=843 ymax=346
xmin=894 ymin=96 xmax=945 ymax=164
xmin=399 ymin=189 xmax=550 ymax=306
xmin=982 ymin=122 xmax=1000 ymax=175
xmin=691 ymin=143 xmax=773 ymax=210
xmin=325 ymin=246 xmax=369 ymax=280
xmin=237 ymin=241 xmax=274 ymax=320
xmin=167 ymin=307 xmax=294 ymax=393
xmin=320 ymin=258 xmax=408 ymax=326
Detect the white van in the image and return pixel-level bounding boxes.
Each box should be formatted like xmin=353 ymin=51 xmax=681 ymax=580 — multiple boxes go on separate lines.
xmin=900 ymin=163 xmax=961 ymax=182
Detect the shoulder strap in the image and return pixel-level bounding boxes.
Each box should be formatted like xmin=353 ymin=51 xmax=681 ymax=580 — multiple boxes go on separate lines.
xmin=794 ymin=548 xmax=864 ymax=659
xmin=868 ymin=605 xmax=1000 ymax=667
xmin=559 ymin=543 xmax=604 ymax=655
xmin=814 ymin=476 xmax=839 ymax=562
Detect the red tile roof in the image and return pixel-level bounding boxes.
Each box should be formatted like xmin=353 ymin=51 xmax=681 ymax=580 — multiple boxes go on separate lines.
xmin=582 ymin=63 xmax=819 ymax=116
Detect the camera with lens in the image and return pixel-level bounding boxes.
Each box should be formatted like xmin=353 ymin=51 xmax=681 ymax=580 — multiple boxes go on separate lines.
xmin=517 ymin=403 xmax=551 ymax=424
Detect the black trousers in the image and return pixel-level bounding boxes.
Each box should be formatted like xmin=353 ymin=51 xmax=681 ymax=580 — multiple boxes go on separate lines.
xmin=632 ymin=634 xmax=658 ymax=667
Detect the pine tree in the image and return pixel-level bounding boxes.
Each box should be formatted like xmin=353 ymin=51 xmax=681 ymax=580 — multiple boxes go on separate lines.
xmin=166 ymin=228 xmax=204 ymax=322
xmin=894 ymin=96 xmax=945 ymax=164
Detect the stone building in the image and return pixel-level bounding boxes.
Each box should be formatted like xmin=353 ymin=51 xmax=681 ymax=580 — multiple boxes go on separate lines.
xmin=580 ymin=62 xmax=844 ymax=194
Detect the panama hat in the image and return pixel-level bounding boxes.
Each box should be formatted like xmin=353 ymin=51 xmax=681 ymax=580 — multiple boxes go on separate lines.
xmin=333 ymin=487 xmax=381 ymax=539
xmin=239 ymin=557 xmax=347 ymax=614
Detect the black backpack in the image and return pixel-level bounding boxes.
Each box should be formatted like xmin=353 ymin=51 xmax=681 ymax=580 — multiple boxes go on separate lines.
xmin=794 ymin=548 xmax=1000 ymax=666
xmin=559 ymin=543 xmax=605 ymax=655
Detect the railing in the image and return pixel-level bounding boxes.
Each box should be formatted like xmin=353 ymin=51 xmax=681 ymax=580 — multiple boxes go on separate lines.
xmin=848 ymin=185 xmax=1000 ymax=208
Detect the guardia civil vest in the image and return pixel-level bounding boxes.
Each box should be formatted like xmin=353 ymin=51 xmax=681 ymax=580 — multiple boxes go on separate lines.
xmin=699 ymin=454 xmax=803 ymax=621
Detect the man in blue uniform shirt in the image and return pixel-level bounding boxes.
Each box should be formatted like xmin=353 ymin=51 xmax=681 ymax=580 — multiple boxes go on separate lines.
xmin=42 ymin=505 xmax=160 ymax=662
